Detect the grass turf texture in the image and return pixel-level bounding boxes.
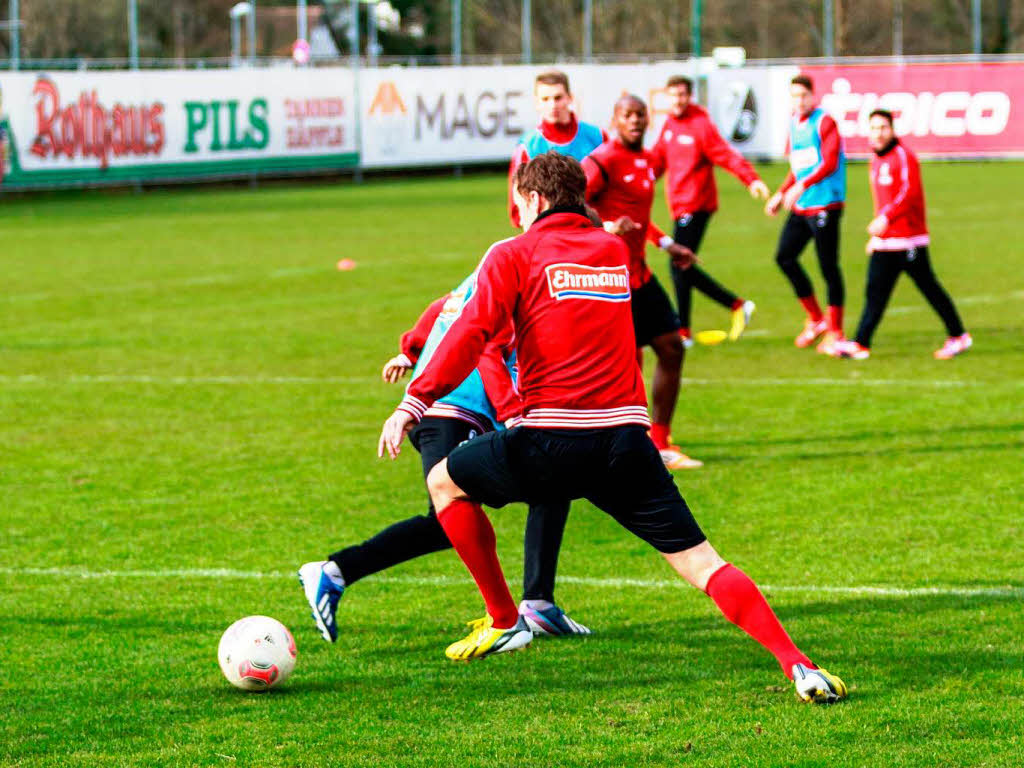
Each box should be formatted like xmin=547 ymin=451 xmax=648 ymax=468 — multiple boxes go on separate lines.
xmin=2 ymin=163 xmax=1022 ymax=767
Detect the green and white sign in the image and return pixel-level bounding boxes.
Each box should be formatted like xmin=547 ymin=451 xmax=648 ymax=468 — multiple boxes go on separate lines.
xmin=0 ymin=68 xmax=358 ymax=188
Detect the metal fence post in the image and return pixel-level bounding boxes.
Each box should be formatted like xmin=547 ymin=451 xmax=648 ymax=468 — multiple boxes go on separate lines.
xmin=522 ymin=0 xmax=531 ymax=64
xmin=10 ymin=0 xmax=19 ymax=70
xmin=452 ymin=0 xmax=462 ymax=65
xmin=128 ymin=0 xmax=139 ymax=69
xmin=583 ymin=0 xmax=592 ymax=62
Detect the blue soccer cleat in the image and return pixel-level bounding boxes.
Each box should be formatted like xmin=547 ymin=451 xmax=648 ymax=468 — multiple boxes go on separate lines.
xmin=298 ymin=561 xmax=344 ymax=643
xmin=518 ymin=601 xmax=592 ymax=637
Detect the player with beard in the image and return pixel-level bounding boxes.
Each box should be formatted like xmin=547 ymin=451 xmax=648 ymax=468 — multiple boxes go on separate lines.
xmin=830 ymin=109 xmax=971 ymax=360
xmin=582 ymin=95 xmax=702 ymax=470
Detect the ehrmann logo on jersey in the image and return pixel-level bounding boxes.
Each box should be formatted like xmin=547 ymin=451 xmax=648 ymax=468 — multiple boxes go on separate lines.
xmin=546 ymin=264 xmax=631 ymax=302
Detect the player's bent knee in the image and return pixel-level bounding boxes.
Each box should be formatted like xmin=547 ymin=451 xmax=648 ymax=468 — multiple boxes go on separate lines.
xmin=662 ymin=540 xmax=727 ymax=591
xmin=426 ymin=459 xmax=467 ymax=511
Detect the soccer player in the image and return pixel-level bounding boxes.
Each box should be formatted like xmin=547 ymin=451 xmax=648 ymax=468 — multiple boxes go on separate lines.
xmin=583 ymin=95 xmax=702 ymax=470
xmin=504 ymin=68 xmax=607 ymax=605
xmin=299 ymin=280 xmax=591 ymax=640
xmin=765 ymin=75 xmax=847 ymax=352
xmin=654 ymin=75 xmax=768 ymax=344
xmin=508 ymin=69 xmax=606 ymax=227
xmin=830 ymin=109 xmax=972 ymax=361
xmin=378 ymin=152 xmax=848 ymax=704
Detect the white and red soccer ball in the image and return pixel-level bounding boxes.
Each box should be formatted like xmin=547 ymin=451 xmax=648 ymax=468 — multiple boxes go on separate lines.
xmin=218 ymin=616 xmax=296 ymax=691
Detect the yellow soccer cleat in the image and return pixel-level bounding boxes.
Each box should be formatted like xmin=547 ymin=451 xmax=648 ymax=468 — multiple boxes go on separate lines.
xmin=729 ymin=300 xmax=756 ymax=341
xmin=445 ymin=615 xmax=533 ymax=661
xmin=793 ymin=663 xmax=849 ymax=704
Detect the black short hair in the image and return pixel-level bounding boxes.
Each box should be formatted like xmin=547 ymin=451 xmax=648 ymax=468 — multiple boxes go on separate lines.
xmin=869 ymin=108 xmax=894 ymax=126
xmin=791 ymin=74 xmax=814 ymax=92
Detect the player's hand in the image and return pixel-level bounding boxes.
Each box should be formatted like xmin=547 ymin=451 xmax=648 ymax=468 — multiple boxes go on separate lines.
xmin=603 ymin=216 xmax=638 ymax=236
xmin=378 ymin=409 xmax=416 ymax=459
xmin=748 ymin=180 xmax=770 ymax=201
xmin=867 ymin=214 xmax=889 ymax=237
xmin=764 ymin=192 xmax=783 ymax=217
xmin=666 ymin=243 xmax=696 ymax=270
xmin=782 ymin=181 xmax=805 ymax=211
xmin=381 ymin=354 xmax=414 ymax=383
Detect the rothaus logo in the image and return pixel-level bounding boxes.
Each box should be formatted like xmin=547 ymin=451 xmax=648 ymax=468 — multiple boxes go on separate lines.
xmin=822 ymin=77 xmax=1010 ymax=138
xmin=715 ymin=81 xmax=758 ymax=143
xmin=545 ymin=263 xmax=631 ymax=302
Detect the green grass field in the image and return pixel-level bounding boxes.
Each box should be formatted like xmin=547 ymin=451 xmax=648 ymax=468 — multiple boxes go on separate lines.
xmin=2 ymin=162 xmax=1022 ymax=767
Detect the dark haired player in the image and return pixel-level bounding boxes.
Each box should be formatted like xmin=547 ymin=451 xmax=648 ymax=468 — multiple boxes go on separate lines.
xmin=654 ymin=75 xmax=767 ymax=344
xmin=378 ymin=151 xmax=848 ymax=705
xmin=508 ymin=69 xmax=606 ymax=227
xmin=583 ymin=95 xmax=702 ymax=470
xmin=831 ymin=110 xmax=971 ymax=360
xmin=765 ymin=75 xmax=847 ymax=352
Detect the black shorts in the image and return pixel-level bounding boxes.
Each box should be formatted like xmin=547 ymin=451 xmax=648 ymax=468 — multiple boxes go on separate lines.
xmin=409 ymin=416 xmax=489 ymax=480
xmin=447 ymin=425 xmax=706 ymax=553
xmin=631 ymin=277 xmax=681 ymax=348
xmin=672 ymin=211 xmax=712 ymax=253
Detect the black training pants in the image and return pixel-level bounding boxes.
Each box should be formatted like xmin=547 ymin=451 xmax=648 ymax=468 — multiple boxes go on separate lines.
xmin=329 ymin=416 xmax=570 ymax=602
xmin=774 ymin=209 xmax=845 ymax=307
xmin=854 ymin=246 xmax=965 ymax=348
xmin=670 ymin=211 xmax=740 ymax=329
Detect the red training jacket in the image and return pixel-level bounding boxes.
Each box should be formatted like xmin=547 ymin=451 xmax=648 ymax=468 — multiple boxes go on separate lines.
xmin=399 ymin=210 xmax=649 ymax=430
xmin=869 ymin=139 xmax=929 ymax=252
xmin=653 ymin=104 xmax=760 ymax=218
xmin=582 ymin=138 xmax=667 ymax=290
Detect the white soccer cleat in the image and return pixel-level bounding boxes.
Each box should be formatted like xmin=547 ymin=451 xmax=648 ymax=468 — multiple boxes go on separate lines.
xmin=298 ymin=561 xmax=344 ymax=643
xmin=793 ymin=663 xmax=849 ymax=704
xmin=518 ymin=602 xmax=593 ymax=636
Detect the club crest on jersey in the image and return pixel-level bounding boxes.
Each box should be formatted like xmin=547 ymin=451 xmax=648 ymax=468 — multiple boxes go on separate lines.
xmin=545 ymin=263 xmax=631 ymax=302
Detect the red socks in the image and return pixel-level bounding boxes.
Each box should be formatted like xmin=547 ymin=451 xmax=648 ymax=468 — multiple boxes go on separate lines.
xmin=436 ymin=500 xmax=519 ymax=629
xmin=705 ymin=564 xmax=813 ymax=679
xmin=650 ymin=423 xmax=671 ymax=450
xmin=730 ymin=298 xmax=745 ymax=311
xmin=827 ymin=305 xmax=844 ymax=335
xmin=799 ymin=295 xmax=823 ymax=322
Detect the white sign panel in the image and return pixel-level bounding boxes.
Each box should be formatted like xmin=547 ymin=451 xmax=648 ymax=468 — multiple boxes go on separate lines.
xmin=358 ymin=63 xmax=691 ymax=168
xmin=706 ymin=66 xmax=798 ymax=159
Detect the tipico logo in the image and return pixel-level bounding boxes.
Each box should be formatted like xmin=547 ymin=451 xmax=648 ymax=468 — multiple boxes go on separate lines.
xmin=545 ymin=263 xmax=631 ymax=302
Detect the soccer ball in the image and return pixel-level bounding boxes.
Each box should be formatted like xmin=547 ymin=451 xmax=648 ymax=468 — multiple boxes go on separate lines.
xmin=217 ymin=615 xmax=297 ymax=691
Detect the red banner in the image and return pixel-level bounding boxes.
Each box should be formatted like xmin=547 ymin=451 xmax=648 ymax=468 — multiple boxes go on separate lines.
xmin=801 ymin=62 xmax=1024 ymax=158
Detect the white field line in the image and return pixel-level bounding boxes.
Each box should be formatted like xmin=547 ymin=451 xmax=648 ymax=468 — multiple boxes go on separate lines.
xmin=887 ymin=289 xmax=1024 ymax=315
xmin=1 ymin=566 xmax=1020 ymax=599
xmin=0 ymin=374 xmax=1012 ymax=389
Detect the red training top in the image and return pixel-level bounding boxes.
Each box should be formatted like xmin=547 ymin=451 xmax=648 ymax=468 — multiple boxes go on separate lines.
xmin=399 ymin=210 xmax=649 ymax=430
xmin=653 ymin=104 xmax=760 ymax=218
xmin=868 ymin=139 xmax=929 ymax=251
xmin=582 ymin=138 xmax=667 ymax=290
